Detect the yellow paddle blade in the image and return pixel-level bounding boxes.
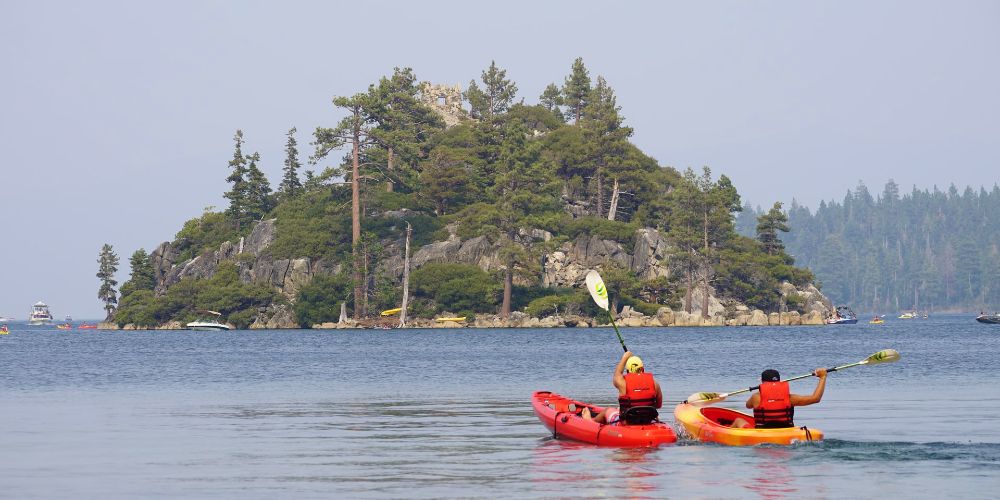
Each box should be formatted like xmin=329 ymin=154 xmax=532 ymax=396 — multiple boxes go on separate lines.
xmin=684 ymin=392 xmax=723 ymax=406
xmin=865 ymin=349 xmax=900 ymax=365
xmin=585 ymin=270 xmax=610 ymax=311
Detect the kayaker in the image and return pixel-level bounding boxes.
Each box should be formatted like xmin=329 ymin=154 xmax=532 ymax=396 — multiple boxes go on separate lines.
xmin=733 ymin=367 xmax=828 ymax=428
xmin=581 ymin=350 xmax=663 ymax=425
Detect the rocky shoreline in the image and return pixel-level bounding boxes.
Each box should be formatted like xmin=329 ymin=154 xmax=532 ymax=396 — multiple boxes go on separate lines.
xmin=99 ymin=304 xmax=827 ymax=330
xmin=117 ymin=218 xmax=835 ymax=331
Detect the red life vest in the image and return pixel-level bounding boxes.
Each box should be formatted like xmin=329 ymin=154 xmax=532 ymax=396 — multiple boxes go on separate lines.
xmin=753 ymin=381 xmax=794 ymax=428
xmin=618 ymin=372 xmax=661 ymax=411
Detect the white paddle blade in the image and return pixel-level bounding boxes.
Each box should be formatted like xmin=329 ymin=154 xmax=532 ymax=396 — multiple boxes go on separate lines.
xmin=684 ymin=392 xmax=724 ymax=406
xmin=866 ymin=349 xmax=900 ymax=365
xmin=585 ymin=270 xmax=610 ymax=311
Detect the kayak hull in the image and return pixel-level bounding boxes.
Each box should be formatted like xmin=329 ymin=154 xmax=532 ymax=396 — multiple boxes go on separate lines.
xmin=532 ymin=391 xmax=677 ymax=447
xmin=674 ymin=403 xmax=823 ymax=446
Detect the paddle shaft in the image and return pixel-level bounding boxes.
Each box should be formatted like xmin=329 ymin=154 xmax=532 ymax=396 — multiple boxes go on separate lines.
xmin=727 ymin=359 xmax=869 ymax=397
xmin=607 ymin=310 xmax=628 ymax=352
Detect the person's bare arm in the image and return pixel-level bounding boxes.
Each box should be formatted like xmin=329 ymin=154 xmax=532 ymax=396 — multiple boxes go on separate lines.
xmin=745 ymin=392 xmax=760 ymax=409
xmin=612 ymin=351 xmax=631 ymax=395
xmin=789 ymin=368 xmax=827 ymax=406
xmin=654 ymin=381 xmax=664 ymax=408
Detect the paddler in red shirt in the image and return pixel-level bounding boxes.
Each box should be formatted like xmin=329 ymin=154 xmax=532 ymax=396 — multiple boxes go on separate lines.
xmin=582 ymin=350 xmax=663 ymax=425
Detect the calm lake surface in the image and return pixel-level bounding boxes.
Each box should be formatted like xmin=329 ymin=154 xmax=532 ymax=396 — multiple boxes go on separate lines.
xmin=2 ymin=315 xmax=998 ymax=498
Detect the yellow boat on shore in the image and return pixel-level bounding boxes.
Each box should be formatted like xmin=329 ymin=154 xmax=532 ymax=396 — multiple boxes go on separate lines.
xmin=380 ymin=308 xmax=402 ymax=316
xmin=435 ymin=317 xmax=467 ymax=322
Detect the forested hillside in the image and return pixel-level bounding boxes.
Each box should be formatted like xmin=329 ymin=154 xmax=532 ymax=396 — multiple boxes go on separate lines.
xmin=737 ymin=181 xmax=1000 ymax=313
xmin=113 ymin=60 xmax=821 ymax=328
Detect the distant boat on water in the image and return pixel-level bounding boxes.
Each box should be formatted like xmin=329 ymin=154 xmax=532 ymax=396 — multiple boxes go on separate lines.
xmin=976 ymin=312 xmax=1000 ymax=324
xmin=28 ymin=301 xmax=53 ymax=325
xmin=826 ymin=306 xmax=858 ymax=324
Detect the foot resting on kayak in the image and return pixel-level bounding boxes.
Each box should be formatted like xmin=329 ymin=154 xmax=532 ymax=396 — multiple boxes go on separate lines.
xmin=582 ymin=350 xmax=663 ymax=425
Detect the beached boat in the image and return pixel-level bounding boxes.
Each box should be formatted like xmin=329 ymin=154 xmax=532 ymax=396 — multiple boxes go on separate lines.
xmin=532 ymin=391 xmax=676 ymax=447
xmin=380 ymin=307 xmax=402 ymax=316
xmin=28 ymin=301 xmax=53 ymax=325
xmin=674 ymin=403 xmax=822 ymax=446
xmin=186 ymin=311 xmax=231 ymax=331
xmin=435 ymin=317 xmax=467 ymax=322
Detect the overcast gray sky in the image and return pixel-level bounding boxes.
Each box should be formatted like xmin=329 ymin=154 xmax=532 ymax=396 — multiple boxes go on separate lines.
xmin=1 ymin=1 xmax=997 ymax=318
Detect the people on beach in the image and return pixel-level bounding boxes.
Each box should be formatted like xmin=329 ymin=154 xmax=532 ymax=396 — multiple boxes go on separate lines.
xmin=582 ymin=350 xmax=663 ymax=425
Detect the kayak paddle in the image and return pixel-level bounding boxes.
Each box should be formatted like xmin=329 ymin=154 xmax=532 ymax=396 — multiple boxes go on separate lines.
xmin=585 ymin=270 xmax=628 ymax=352
xmin=683 ymin=348 xmax=901 ymax=406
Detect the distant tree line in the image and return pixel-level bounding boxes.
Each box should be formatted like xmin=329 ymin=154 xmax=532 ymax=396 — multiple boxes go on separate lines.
xmin=737 ymin=181 xmax=1000 ymax=312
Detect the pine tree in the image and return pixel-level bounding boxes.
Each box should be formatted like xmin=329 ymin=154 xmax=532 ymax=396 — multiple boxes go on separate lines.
xmin=464 ymin=61 xmax=518 ymax=120
xmin=539 ymin=83 xmax=563 ymax=115
xmin=756 ymin=202 xmax=790 ymax=255
xmin=224 ymin=130 xmax=250 ymax=229
xmin=313 ymin=92 xmax=379 ymax=319
xmin=119 ymin=249 xmax=155 ymax=298
xmin=97 ymin=244 xmax=120 ymax=321
xmin=244 ymin=152 xmax=272 ymax=222
xmin=278 ymin=127 xmax=302 ymax=200
xmin=562 ymin=57 xmax=591 ymax=124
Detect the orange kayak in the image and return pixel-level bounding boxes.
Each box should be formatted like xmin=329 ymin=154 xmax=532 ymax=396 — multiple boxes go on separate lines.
xmin=674 ymin=403 xmax=822 ymax=446
xmin=532 ymin=391 xmax=677 ymax=447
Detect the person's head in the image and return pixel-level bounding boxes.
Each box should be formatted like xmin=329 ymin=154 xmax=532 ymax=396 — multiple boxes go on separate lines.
xmin=761 ymin=369 xmax=780 ymax=382
xmin=625 ymin=355 xmax=644 ymax=374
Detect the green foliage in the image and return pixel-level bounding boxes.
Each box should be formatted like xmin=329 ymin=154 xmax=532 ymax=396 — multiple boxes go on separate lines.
xmin=270 ymin=188 xmax=352 ymax=262
xmin=113 ymin=262 xmax=280 ymax=329
xmin=119 ymin=249 xmax=155 ymax=299
xmin=560 ymin=217 xmax=640 ymax=247
xmin=278 ymin=127 xmax=303 ymax=200
xmin=174 ymin=211 xmax=241 ymax=262
xmin=294 ymin=273 xmax=352 ymax=327
xmin=410 ymin=263 xmax=500 ymax=316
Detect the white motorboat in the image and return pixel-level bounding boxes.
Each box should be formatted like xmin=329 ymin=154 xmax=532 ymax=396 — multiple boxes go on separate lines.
xmin=186 ymin=310 xmax=231 ymax=331
xmin=28 ymin=301 xmax=53 ymax=325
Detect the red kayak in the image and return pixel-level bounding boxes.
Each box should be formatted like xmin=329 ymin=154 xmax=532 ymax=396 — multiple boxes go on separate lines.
xmin=532 ymin=391 xmax=677 ymax=447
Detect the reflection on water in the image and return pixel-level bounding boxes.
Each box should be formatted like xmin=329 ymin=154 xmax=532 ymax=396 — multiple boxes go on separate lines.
xmin=744 ymin=448 xmax=800 ymax=500
xmin=2 ymin=317 xmax=1000 ymax=498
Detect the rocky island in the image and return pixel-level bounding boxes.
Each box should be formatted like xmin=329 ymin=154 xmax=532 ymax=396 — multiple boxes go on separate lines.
xmin=107 ymin=60 xmax=833 ymax=330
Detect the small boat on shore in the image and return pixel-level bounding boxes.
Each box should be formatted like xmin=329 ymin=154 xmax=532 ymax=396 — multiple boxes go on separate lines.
xmin=435 ymin=317 xmax=467 ymax=323
xmin=186 ymin=310 xmax=231 ymax=331
xmin=674 ymin=403 xmax=822 ymax=446
xmin=532 ymin=391 xmax=676 ymax=447
xmin=380 ymin=307 xmax=402 ymax=316
xmin=976 ymin=313 xmax=1000 ymax=324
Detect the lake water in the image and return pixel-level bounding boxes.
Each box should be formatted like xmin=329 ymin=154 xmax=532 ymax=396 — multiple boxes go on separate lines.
xmin=2 ymin=315 xmax=998 ymax=498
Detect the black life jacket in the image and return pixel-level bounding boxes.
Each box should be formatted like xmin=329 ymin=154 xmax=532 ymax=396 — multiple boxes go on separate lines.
xmin=754 ymin=381 xmax=794 ymax=428
xmin=618 ymin=372 xmax=661 ymax=411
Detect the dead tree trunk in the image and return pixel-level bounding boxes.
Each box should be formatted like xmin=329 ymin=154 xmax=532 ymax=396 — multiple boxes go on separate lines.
xmin=607 ymin=177 xmax=620 ymax=221
xmin=385 ymin=147 xmax=394 ymax=192
xmin=398 ymin=222 xmax=412 ymax=328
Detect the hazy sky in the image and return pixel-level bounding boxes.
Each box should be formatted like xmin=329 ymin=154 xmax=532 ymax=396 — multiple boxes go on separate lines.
xmin=1 ymin=1 xmax=997 ymax=318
